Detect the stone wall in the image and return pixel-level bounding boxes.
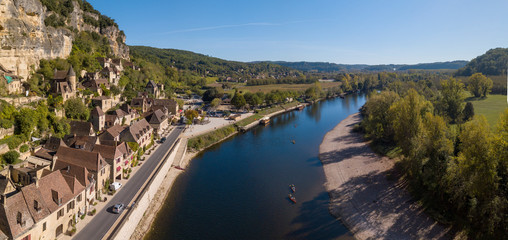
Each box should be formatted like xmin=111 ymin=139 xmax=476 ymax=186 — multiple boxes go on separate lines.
xmin=0 ymin=126 xmax=14 ymax=139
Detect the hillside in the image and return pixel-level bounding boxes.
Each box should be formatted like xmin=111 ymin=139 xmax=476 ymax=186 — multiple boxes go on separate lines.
xmin=268 ymin=60 xmax=468 ymax=73
xmin=456 ymin=48 xmax=508 ymax=76
xmin=0 ymin=0 xmax=128 ymax=80
xmin=129 ymin=46 xmax=305 ymax=81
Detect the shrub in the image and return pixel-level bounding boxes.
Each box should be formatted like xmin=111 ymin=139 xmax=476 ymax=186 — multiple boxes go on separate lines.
xmin=3 ymin=150 xmax=19 ymax=164
xmin=7 ymin=136 xmax=23 ymax=150
xmin=0 ymin=119 xmax=12 ymax=129
xmin=19 ymin=144 xmax=29 ymax=153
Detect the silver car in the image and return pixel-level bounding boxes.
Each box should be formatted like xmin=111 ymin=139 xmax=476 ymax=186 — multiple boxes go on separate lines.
xmin=112 ymin=203 xmax=125 ymax=214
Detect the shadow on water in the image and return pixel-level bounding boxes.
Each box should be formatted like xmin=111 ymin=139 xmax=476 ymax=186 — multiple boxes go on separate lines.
xmin=286 ymin=191 xmax=354 ymax=240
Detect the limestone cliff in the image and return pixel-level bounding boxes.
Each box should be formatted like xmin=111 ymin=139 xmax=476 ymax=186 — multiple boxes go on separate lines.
xmin=0 ymin=0 xmax=129 ymax=80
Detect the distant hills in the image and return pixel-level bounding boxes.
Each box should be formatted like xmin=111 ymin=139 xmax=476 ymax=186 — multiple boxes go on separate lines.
xmin=456 ymin=48 xmax=508 ymax=76
xmin=264 ymin=60 xmax=469 ymax=73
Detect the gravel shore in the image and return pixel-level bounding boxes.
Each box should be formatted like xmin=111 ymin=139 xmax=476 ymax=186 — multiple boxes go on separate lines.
xmin=319 ymin=113 xmax=450 ymax=240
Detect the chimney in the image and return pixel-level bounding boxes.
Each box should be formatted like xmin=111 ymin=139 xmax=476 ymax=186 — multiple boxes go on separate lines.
xmin=66 ymin=165 xmax=71 ymax=173
xmin=50 ymin=156 xmax=58 ymax=170
xmin=33 ymin=177 xmax=39 ymax=187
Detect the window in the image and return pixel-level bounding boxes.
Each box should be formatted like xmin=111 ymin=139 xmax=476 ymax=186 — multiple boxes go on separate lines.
xmin=43 ymin=222 xmax=46 ymax=231
xmin=77 ymin=194 xmax=82 ymax=202
xmin=57 ymin=208 xmax=64 ymax=220
xmin=67 ymin=201 xmax=74 ymax=213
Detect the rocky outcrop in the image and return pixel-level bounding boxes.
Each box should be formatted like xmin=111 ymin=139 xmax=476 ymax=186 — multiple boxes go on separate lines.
xmin=0 ymin=0 xmax=128 ymax=80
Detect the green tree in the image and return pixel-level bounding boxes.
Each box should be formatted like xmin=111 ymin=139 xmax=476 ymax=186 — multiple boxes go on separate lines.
xmin=2 ymin=150 xmax=19 ymax=164
xmin=15 ymin=108 xmax=38 ymax=140
xmin=362 ymin=91 xmax=399 ymax=142
xmin=389 ymin=89 xmax=433 ymax=177
xmin=64 ymin=98 xmax=89 ymax=120
xmin=437 ymin=78 xmax=466 ymax=123
xmin=184 ymin=109 xmax=199 ymax=123
xmin=210 ymin=98 xmax=221 ymax=110
xmin=468 ymin=73 xmax=493 ymax=98
xmin=231 ymin=93 xmax=246 ymax=110
xmin=463 ymin=102 xmax=475 ymax=122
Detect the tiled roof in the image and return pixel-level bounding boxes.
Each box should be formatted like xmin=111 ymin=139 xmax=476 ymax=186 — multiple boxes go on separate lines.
xmin=103 ymin=125 xmax=126 ymax=138
xmin=91 ymin=106 xmax=105 ymax=117
xmin=43 ymin=137 xmax=66 ymax=151
xmin=0 ymin=192 xmax=35 ymax=238
xmin=147 ymin=109 xmax=167 ymax=124
xmin=55 ymin=146 xmax=107 ymax=173
xmin=54 ymin=161 xmax=91 ymax=188
xmin=123 ymin=119 xmax=151 ymax=142
xmin=92 ymin=144 xmax=120 ymax=160
xmin=63 ymin=135 xmax=97 ymax=151
xmin=70 ymin=121 xmax=94 ymax=136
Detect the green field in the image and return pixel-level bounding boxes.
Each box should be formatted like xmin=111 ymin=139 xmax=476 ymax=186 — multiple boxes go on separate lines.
xmin=467 ymin=94 xmax=507 ymax=127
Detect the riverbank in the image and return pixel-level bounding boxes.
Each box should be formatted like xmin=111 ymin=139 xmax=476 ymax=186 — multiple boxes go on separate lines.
xmin=319 ymin=113 xmax=450 ymax=240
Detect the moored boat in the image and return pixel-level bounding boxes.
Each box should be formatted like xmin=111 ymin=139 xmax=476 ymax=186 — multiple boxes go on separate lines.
xmin=289 ymin=184 xmax=296 ymax=192
xmin=260 ymin=116 xmax=270 ymax=125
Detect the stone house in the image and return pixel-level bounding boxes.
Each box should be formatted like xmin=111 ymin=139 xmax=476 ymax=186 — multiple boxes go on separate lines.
xmin=90 ymin=106 xmax=105 ymax=132
xmin=98 ymin=125 xmax=126 ymax=142
xmin=146 ymin=109 xmax=169 ymax=136
xmin=92 ymin=142 xmax=132 ymax=181
xmin=54 ymin=146 xmax=110 ymax=193
xmin=145 ymin=80 xmax=164 ymax=99
xmin=50 ymin=67 xmax=76 ymax=102
xmin=0 ymin=63 xmax=22 ymax=95
xmin=100 ymin=67 xmax=120 ymax=86
xmin=153 ymin=99 xmax=179 ymax=115
xmin=92 ymin=96 xmax=113 ymax=112
xmin=81 ymin=78 xmax=110 ymax=96
xmin=0 ymin=170 xmax=86 ymax=240
xmin=120 ymin=119 xmax=153 ymax=149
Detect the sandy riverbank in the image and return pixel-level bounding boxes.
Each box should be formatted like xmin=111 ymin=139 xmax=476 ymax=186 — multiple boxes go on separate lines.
xmin=319 ymin=113 xmax=450 ymax=240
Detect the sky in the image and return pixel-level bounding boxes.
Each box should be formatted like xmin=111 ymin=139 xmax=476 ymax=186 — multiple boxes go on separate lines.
xmin=87 ymin=0 xmax=508 ymax=65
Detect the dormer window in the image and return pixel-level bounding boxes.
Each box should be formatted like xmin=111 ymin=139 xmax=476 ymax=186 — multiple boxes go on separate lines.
xmin=34 ymin=200 xmax=41 ymax=212
xmin=16 ymin=212 xmax=25 ymax=226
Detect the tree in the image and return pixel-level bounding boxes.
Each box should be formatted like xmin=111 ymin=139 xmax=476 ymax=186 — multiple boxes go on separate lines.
xmin=362 ymin=91 xmax=399 ymax=142
xmin=468 ymin=73 xmax=493 ymax=98
xmin=210 ymin=98 xmax=221 ymax=110
xmin=64 ymin=98 xmax=89 ymax=120
xmin=389 ymin=89 xmax=433 ymax=177
xmin=231 ymin=93 xmax=246 ymax=110
xmin=184 ymin=109 xmax=199 ymax=123
xmin=437 ymin=78 xmax=466 ymax=123
xmin=463 ymin=102 xmax=475 ymax=121
xmin=202 ymin=88 xmax=220 ymax=102
xmin=2 ymin=150 xmax=19 ymax=164
xmin=15 ymin=108 xmax=38 ymax=140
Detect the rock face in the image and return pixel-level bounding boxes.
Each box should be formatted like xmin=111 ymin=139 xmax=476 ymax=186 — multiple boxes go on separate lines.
xmin=0 ymin=0 xmax=129 ymax=80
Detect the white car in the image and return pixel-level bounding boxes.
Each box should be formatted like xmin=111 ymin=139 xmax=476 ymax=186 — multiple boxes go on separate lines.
xmin=109 ymin=182 xmax=122 ymax=191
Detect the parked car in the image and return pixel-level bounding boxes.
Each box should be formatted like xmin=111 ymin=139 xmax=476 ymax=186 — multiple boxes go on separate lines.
xmin=112 ymin=203 xmax=125 ymax=214
xmin=109 ymin=182 xmax=122 ymax=191
xmin=160 ymin=137 xmax=167 ymax=143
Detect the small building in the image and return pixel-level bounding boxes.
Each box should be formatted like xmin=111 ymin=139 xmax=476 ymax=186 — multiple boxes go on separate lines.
xmin=145 ymin=80 xmax=164 ymax=99
xmin=146 ymin=109 xmax=169 ymax=136
xmin=98 ymin=125 xmax=126 ymax=142
xmin=90 ymin=106 xmax=106 ymax=132
xmin=0 ymin=63 xmax=22 ymax=95
xmin=92 ymin=96 xmax=113 ymax=112
xmin=81 ymin=78 xmax=110 ymax=96
xmin=50 ymin=67 xmax=76 ymax=102
xmin=152 ymin=99 xmax=179 ymax=115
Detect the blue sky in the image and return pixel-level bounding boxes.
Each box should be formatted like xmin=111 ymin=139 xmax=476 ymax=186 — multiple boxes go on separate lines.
xmin=87 ymin=0 xmax=508 ymax=64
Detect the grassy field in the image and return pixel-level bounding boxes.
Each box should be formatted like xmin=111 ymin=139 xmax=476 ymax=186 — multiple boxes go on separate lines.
xmin=467 ymin=94 xmax=507 ymax=127
xmin=207 ymin=82 xmax=342 ymax=93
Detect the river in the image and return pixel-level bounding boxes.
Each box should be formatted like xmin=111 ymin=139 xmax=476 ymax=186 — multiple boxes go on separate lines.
xmin=146 ymin=93 xmax=367 ymax=240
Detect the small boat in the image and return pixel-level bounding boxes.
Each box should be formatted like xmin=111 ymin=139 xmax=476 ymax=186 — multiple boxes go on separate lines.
xmin=174 ymin=166 xmax=185 ymax=171
xmin=289 ymin=184 xmax=296 ymax=192
xmin=260 ymin=117 xmax=270 ymax=125
xmin=288 ymin=194 xmax=296 ymax=203
xmin=291 ymin=140 xmax=295 ymax=144
xmin=297 ymin=105 xmax=305 ymax=110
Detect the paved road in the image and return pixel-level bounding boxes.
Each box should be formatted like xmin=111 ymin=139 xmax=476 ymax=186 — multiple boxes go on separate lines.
xmin=74 ymin=126 xmax=185 ymax=240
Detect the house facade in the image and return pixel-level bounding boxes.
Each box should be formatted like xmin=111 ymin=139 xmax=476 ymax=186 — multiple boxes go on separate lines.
xmin=120 ymin=119 xmax=153 ymax=149
xmin=50 ymin=67 xmax=76 ymax=102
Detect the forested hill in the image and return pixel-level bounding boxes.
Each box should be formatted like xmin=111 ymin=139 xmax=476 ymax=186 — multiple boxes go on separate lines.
xmin=129 ymin=46 xmax=304 ymax=80
xmin=268 ymin=60 xmax=468 ymax=73
xmin=456 ymin=48 xmax=508 ymax=76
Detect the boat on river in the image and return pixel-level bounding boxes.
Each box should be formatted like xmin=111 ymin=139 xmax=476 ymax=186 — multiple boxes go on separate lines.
xmin=260 ymin=117 xmax=270 ymax=125
xmin=288 ymin=194 xmax=296 ymax=203
xmin=289 ymin=184 xmax=296 ymax=192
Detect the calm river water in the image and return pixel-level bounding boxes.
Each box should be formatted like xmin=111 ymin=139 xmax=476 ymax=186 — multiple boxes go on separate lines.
xmin=146 ymin=94 xmax=367 ymax=240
